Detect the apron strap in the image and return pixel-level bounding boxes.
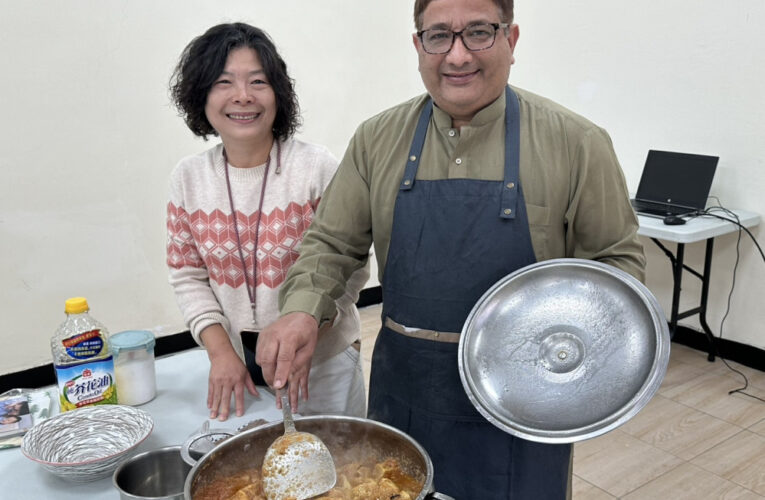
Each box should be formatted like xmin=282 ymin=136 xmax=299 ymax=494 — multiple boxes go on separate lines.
xmin=500 ymin=86 xmax=521 ymax=219
xmin=400 ymin=86 xmax=521 ymax=220
xmin=399 ymin=100 xmax=433 ymax=191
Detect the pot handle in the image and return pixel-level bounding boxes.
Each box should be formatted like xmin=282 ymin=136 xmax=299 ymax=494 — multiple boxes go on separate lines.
xmin=180 ymin=429 xmax=236 ymax=466
xmin=427 ymin=493 xmax=456 ymax=500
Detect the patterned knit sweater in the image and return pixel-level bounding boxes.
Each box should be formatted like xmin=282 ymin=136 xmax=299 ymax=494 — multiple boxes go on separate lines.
xmin=166 ymin=139 xmax=369 ymax=363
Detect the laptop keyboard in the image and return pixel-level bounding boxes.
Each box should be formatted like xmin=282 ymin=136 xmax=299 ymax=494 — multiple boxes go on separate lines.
xmin=631 ymin=200 xmax=696 ymax=217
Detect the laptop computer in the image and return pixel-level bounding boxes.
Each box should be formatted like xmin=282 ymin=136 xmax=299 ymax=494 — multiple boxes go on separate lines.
xmin=630 ymin=150 xmax=718 ymax=218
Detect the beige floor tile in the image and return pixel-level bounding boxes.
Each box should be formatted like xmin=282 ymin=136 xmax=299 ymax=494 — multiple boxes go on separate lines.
xmin=358 ymin=304 xmax=382 ymax=397
xmin=359 ymin=315 xmax=379 ymax=356
xmin=751 ymin=419 xmax=765 ymax=437
xmin=359 ymin=305 xmax=382 ymax=334
xmin=619 ymin=394 xmax=742 ymax=460
xmin=355 ymin=303 xmax=765 ymax=497
xmin=670 ymin=344 xmax=727 ymax=373
xmin=622 ymin=462 xmax=765 ymax=500
xmin=669 ymin=343 xmax=726 ymax=372
xmin=742 ymin=369 xmax=765 ymax=392
xmin=692 ymin=430 xmax=765 ymax=495
xmin=658 ymin=358 xmax=708 ymax=396
xmin=669 ymin=342 xmax=765 ymax=393
xmin=661 ymin=371 xmax=765 ymax=428
xmin=572 ymin=475 xmax=616 ymax=500
xmin=716 ymin=358 xmax=765 ymax=393
xmin=574 ymin=430 xmax=683 ymax=497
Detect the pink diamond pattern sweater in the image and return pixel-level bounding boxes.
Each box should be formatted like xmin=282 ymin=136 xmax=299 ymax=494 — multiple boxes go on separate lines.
xmin=167 ymin=139 xmax=369 ymax=364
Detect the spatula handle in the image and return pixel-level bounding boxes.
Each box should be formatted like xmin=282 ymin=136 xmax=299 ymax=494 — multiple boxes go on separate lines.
xmin=279 ymin=383 xmax=297 ymax=434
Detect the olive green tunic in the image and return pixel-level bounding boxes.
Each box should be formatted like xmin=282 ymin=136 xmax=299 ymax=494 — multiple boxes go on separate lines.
xmin=281 ymin=86 xmax=645 ymax=324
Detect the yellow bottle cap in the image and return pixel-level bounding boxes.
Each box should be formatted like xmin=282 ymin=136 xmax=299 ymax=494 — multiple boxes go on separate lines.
xmin=64 ymin=297 xmax=90 ymax=314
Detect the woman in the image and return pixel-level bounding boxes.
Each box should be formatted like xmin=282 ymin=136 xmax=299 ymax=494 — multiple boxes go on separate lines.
xmin=167 ymin=23 xmax=368 ymax=421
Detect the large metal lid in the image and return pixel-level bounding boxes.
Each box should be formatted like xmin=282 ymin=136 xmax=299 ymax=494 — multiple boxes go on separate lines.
xmin=458 ymin=258 xmax=670 ymax=443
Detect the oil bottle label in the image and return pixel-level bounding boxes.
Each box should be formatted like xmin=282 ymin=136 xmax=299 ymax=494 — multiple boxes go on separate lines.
xmin=55 ymin=357 xmax=118 ymax=411
xmin=61 ymin=329 xmax=105 ymax=359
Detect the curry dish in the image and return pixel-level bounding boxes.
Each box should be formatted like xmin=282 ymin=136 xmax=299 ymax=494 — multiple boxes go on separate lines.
xmin=193 ymin=457 xmax=422 ymax=500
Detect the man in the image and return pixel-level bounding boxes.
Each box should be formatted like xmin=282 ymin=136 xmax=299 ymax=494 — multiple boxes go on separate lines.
xmin=257 ymin=0 xmax=645 ymax=497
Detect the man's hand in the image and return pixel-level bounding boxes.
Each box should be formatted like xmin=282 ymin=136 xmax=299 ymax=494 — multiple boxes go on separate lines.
xmin=201 ymin=324 xmax=259 ymax=421
xmin=256 ymin=312 xmax=319 ymax=412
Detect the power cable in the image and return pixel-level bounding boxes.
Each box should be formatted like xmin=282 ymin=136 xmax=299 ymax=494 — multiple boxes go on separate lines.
xmin=685 ymin=201 xmax=765 ymax=403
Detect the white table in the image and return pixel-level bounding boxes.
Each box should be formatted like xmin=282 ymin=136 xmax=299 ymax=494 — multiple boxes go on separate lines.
xmin=637 ymin=208 xmax=761 ymax=360
xmin=0 ymin=348 xmax=282 ymax=499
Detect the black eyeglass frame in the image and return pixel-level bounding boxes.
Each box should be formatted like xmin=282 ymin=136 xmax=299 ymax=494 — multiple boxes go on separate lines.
xmin=417 ymin=22 xmax=510 ymax=55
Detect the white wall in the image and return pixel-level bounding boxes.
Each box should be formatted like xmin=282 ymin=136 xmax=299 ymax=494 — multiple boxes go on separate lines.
xmin=1 ymin=1 xmax=764 ymax=375
xmin=0 ymin=0 xmax=420 ymax=375
xmin=511 ymin=1 xmax=765 ymax=350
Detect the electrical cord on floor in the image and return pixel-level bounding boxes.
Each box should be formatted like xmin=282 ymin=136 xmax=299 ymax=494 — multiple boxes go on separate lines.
xmin=686 ymin=202 xmax=765 ymax=403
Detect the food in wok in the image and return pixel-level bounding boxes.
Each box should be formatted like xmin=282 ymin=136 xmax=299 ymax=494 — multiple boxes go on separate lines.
xmin=193 ymin=456 xmax=422 ymax=499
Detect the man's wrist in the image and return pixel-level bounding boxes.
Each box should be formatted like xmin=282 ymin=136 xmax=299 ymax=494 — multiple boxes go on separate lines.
xmin=281 ymin=291 xmax=337 ymax=328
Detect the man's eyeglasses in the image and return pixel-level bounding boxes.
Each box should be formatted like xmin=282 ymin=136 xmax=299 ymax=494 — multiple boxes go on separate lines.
xmin=417 ymin=22 xmax=509 ymax=55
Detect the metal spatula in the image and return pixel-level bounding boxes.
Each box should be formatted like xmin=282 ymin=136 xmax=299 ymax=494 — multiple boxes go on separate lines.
xmin=261 ymin=385 xmax=336 ymax=500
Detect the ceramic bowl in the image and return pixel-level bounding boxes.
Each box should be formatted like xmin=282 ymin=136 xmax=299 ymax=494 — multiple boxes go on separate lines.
xmin=21 ymin=404 xmax=153 ymax=482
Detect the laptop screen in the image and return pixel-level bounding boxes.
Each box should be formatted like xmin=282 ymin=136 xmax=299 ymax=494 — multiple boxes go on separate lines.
xmin=634 ymin=150 xmax=718 ymax=210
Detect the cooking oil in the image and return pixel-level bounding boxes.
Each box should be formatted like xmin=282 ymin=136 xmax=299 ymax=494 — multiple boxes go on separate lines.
xmin=51 ymin=297 xmax=118 ymax=411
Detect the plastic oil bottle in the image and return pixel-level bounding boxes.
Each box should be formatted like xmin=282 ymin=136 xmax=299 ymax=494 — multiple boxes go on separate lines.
xmin=51 ymin=297 xmax=118 ymax=411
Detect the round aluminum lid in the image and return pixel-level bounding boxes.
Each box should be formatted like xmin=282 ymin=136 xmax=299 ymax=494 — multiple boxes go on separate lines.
xmin=458 ymin=259 xmax=670 ymax=443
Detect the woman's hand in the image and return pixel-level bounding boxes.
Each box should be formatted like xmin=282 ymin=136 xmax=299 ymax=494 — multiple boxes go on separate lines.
xmin=201 ymin=324 xmax=259 ymax=421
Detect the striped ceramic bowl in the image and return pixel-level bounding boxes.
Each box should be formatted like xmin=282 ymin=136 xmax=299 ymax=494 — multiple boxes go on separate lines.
xmin=21 ymin=404 xmax=153 ymax=482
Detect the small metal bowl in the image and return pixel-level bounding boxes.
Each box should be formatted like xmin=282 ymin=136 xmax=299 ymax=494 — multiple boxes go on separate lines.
xmin=113 ymin=446 xmax=191 ymax=500
xmin=458 ymin=258 xmax=670 ymax=443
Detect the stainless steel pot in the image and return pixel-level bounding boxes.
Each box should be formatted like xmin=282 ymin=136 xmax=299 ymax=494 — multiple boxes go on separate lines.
xmin=183 ymin=415 xmax=453 ymax=500
xmin=114 ymin=445 xmax=191 ymax=500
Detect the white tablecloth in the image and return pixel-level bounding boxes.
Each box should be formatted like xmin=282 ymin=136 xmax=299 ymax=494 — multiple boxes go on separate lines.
xmin=0 ymin=348 xmax=282 ymax=499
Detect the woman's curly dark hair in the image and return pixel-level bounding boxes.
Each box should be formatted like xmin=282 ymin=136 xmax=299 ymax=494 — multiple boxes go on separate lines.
xmin=169 ymin=23 xmax=300 ymax=142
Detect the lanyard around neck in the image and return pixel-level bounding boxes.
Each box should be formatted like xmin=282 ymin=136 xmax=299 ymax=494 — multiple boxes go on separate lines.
xmin=222 ymin=141 xmax=281 ymax=325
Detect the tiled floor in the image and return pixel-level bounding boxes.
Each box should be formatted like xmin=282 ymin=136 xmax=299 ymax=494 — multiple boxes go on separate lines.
xmin=357 ymin=304 xmax=765 ymax=499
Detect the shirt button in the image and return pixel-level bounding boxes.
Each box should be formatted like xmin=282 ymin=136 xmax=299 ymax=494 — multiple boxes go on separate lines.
xmin=448 ymin=130 xmax=456 ymax=137
xmin=455 ymin=158 xmax=462 ymax=165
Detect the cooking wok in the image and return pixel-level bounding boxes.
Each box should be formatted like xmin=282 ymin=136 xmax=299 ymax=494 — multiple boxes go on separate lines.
xmin=184 ymin=415 xmax=454 ymax=500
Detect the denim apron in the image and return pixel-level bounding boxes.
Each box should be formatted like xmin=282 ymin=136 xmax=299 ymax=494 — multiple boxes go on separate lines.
xmin=368 ymin=87 xmax=571 ymax=498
